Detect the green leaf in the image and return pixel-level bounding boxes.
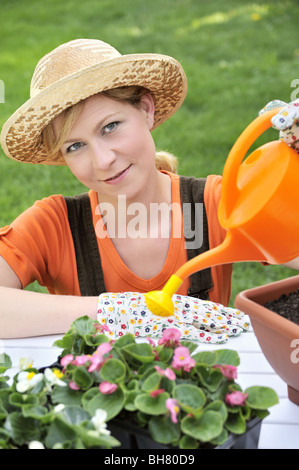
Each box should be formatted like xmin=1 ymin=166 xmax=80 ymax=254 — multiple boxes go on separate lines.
xmin=0 ymin=427 xmax=10 ymax=446
xmin=172 ymin=384 xmax=206 ymax=414
xmin=45 ymin=415 xmax=77 ymax=448
xmin=0 ymin=389 xmax=14 ymax=413
xmin=157 ymin=347 xmax=173 ymax=362
xmin=123 ymin=343 xmax=156 ymax=363
xmin=0 ymin=401 xmax=8 ymax=420
xmin=181 ymin=410 xmax=223 ymax=442
xmin=76 ymin=425 xmax=120 ymax=449
xmin=179 ymin=434 xmax=199 ymax=449
xmin=210 ymin=428 xmax=229 ymax=446
xmin=135 ymin=392 xmax=169 ymax=415
xmin=179 ymin=341 xmax=198 ymax=354
xmin=82 ymin=386 xmax=100 ymax=405
xmin=124 ymin=390 xmax=140 ymax=411
xmin=9 ymin=392 xmax=39 ymax=408
xmin=245 ymin=386 xmax=279 ymax=410
xmin=114 ymin=334 xmax=136 ymax=349
xmin=100 ymin=358 xmax=126 ymax=383
xmin=195 ymin=365 xmax=223 ymax=392
xmin=204 ymin=400 xmax=228 ymax=423
xmin=71 ymin=315 xmax=96 ymax=337
xmin=148 ymin=415 xmax=180 ymax=444
xmin=215 ymin=349 xmax=240 ymax=367
xmin=58 ymin=405 xmax=90 ymax=425
xmin=86 ymin=388 xmax=125 ymax=421
xmin=51 ymin=383 xmax=83 ymax=406
xmin=22 ymin=405 xmax=52 ymax=422
xmin=0 ymin=376 xmax=10 ymax=389
xmin=192 ymin=351 xmax=217 ymax=366
xmin=225 ymin=411 xmax=246 ymax=434
xmin=53 ymin=333 xmax=74 ymax=351
xmin=84 ymin=333 xmax=110 ymax=347
xmin=141 ymin=372 xmax=161 ymax=392
xmin=127 ymin=379 xmax=140 ymax=391
xmin=4 ymin=412 xmax=41 ymax=446
xmin=0 ymin=354 xmax=12 ymax=375
xmin=73 ymin=366 xmax=94 ymax=390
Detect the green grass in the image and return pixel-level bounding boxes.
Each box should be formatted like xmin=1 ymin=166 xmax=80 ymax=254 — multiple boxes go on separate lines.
xmin=0 ymin=0 xmax=298 ymax=304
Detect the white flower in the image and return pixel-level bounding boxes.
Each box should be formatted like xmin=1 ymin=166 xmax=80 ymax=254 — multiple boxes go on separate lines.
xmin=16 ymin=371 xmax=43 ymax=393
xmin=90 ymin=409 xmax=111 ymax=436
xmin=44 ymin=368 xmax=67 ymax=388
xmin=19 ymin=357 xmax=34 ymax=370
xmin=53 ymin=404 xmax=65 ymax=414
xmin=28 ymin=441 xmax=45 ymax=449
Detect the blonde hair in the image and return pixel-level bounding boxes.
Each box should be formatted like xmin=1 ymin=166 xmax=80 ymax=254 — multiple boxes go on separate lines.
xmin=42 ymin=86 xmax=178 ymax=173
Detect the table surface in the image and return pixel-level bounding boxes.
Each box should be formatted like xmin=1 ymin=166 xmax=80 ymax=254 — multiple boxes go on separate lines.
xmin=2 ymin=327 xmax=299 ymax=449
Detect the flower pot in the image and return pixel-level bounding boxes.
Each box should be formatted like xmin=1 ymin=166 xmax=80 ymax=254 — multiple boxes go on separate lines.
xmin=108 ymin=416 xmax=262 ymax=449
xmin=235 ymin=275 xmax=299 ymax=405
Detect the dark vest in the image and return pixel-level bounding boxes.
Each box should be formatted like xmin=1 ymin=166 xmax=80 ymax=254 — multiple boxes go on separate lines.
xmin=64 ymin=176 xmax=213 ymax=300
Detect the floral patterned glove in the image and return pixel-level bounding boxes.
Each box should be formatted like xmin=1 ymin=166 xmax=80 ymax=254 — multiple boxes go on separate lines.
xmin=259 ymin=99 xmax=299 ymax=153
xmin=97 ymin=292 xmax=250 ymax=344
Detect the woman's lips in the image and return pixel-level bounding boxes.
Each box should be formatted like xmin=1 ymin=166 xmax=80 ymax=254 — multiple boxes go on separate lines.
xmin=103 ymin=165 xmax=132 ymax=184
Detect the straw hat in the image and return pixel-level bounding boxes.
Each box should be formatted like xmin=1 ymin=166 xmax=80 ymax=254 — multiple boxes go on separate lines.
xmin=0 ymin=39 xmax=187 ymax=165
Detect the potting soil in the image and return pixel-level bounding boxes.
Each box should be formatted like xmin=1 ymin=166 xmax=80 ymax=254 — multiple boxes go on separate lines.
xmin=264 ymin=290 xmax=299 ymax=326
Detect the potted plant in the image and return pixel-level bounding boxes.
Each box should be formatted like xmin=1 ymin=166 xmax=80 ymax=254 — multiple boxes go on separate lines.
xmin=0 ymin=316 xmax=278 ymax=449
xmin=235 ymin=274 xmax=299 ymax=406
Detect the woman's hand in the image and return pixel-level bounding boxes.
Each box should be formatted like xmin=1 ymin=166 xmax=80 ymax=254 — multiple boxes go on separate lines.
xmin=259 ymin=99 xmax=299 ymax=153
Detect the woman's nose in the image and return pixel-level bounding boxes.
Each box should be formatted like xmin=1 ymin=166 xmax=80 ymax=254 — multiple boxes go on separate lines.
xmin=90 ymin=141 xmax=116 ymax=170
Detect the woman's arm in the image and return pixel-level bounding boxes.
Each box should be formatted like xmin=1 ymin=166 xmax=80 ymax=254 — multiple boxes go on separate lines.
xmin=0 ymin=256 xmax=98 ymax=339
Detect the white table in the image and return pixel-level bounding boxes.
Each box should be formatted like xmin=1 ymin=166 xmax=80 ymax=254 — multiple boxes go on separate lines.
xmin=2 ymin=328 xmax=299 ymax=449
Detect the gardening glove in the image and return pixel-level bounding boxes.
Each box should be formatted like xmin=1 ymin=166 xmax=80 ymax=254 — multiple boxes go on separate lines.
xmin=97 ymin=292 xmax=250 ymax=344
xmin=259 ymin=99 xmax=299 ymax=153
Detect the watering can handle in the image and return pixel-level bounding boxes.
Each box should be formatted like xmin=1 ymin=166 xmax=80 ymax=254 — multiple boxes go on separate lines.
xmin=220 ymin=107 xmax=284 ymax=217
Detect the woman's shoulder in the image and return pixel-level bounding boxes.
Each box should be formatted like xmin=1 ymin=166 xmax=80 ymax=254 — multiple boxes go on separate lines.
xmin=31 ymin=193 xmax=68 ymax=216
xmin=11 ymin=194 xmax=70 ymax=230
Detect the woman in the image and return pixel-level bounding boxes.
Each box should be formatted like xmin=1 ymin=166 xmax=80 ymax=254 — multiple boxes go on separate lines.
xmin=0 ymin=39 xmax=298 ymax=339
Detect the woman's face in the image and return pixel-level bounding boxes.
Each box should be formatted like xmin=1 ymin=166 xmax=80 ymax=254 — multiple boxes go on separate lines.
xmin=53 ymin=93 xmax=157 ymax=202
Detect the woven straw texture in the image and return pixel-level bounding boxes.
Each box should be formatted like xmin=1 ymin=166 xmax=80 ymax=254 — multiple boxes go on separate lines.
xmin=0 ymin=39 xmax=187 ymax=165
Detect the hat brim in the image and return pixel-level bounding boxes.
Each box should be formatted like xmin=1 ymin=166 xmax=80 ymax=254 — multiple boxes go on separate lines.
xmin=0 ymin=53 xmax=187 ymax=165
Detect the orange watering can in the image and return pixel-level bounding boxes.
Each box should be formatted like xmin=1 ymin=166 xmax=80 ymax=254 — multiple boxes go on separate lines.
xmin=145 ymin=108 xmax=299 ymax=316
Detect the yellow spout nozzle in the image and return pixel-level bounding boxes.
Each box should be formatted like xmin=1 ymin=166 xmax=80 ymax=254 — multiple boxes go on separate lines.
xmin=144 ymin=274 xmax=183 ymax=317
xmin=145 ymin=231 xmax=268 ymax=317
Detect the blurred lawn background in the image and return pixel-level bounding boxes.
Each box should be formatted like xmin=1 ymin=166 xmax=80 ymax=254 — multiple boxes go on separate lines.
xmin=0 ymin=0 xmax=298 ymax=305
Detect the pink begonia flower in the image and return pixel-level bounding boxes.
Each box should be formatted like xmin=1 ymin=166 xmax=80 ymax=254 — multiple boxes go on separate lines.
xmin=93 ymin=322 xmax=111 ymax=335
xmin=150 ymin=388 xmax=165 ymax=398
xmin=73 ymin=355 xmax=92 ymax=366
xmin=99 ymin=381 xmax=118 ymax=394
xmin=158 ymin=328 xmax=181 ymax=347
xmin=154 ymin=366 xmax=176 ymax=381
xmin=88 ymin=354 xmax=102 ymax=373
xmin=146 ymin=337 xmax=156 ymax=347
xmin=69 ymin=380 xmax=80 ymax=391
xmin=225 ymin=391 xmax=248 ymax=407
xmin=146 ymin=338 xmax=160 ymax=360
xmin=97 ymin=342 xmax=112 ymax=355
xmin=214 ymin=364 xmax=238 ymax=380
xmin=88 ymin=343 xmax=112 ymax=373
xmin=166 ymin=398 xmax=180 ymax=423
xmin=171 ymin=346 xmax=196 ymax=372
xmin=60 ymin=354 xmax=74 ymax=367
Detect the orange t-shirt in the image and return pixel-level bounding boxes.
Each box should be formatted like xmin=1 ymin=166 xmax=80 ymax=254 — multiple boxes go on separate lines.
xmin=0 ymin=173 xmax=232 ymax=305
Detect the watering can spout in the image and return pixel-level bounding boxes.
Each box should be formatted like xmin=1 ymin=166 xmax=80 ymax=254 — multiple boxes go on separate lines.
xmin=145 ymin=107 xmax=299 ymax=317
xmin=144 ymin=231 xmax=267 ymax=316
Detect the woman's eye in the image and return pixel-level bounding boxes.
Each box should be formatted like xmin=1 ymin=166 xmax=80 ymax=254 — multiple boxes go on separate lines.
xmin=66 ymin=142 xmax=84 ymax=153
xmin=102 ymin=121 xmax=119 ymax=135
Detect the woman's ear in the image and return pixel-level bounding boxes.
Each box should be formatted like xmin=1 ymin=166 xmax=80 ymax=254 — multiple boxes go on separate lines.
xmin=139 ymin=93 xmax=155 ymax=129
